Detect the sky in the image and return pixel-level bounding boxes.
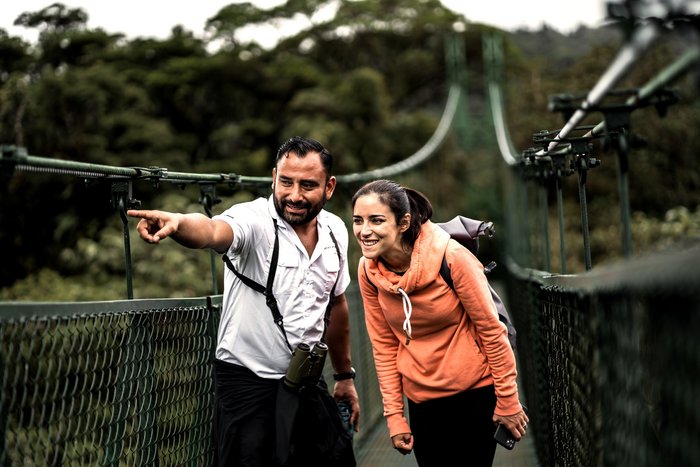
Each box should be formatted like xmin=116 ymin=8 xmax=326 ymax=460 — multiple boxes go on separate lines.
xmin=0 ymin=0 xmax=609 ymax=47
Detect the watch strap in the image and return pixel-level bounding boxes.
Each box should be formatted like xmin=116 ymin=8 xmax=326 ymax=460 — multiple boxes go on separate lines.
xmin=333 ymin=368 xmax=356 ymax=381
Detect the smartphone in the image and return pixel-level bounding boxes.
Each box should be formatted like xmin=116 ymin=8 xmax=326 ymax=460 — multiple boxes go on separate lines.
xmin=337 ymin=400 xmax=354 ymax=438
xmin=493 ymin=423 xmax=516 ymax=450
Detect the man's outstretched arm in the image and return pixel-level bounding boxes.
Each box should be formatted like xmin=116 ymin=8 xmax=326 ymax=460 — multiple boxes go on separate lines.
xmin=127 ymin=210 xmax=233 ymax=253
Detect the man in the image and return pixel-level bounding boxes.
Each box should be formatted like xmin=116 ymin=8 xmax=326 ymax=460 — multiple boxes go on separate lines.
xmin=127 ymin=136 xmax=359 ymax=466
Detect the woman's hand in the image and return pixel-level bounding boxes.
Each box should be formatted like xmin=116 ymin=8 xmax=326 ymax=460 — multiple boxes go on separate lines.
xmin=391 ymin=432 xmax=414 ymax=454
xmin=493 ymin=409 xmax=529 ymax=440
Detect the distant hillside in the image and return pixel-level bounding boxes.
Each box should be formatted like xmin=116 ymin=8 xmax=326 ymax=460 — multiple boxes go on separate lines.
xmin=507 ymin=24 xmax=624 ymax=70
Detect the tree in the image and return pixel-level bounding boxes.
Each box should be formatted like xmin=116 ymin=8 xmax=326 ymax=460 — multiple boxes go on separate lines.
xmin=0 ymin=30 xmax=31 ymax=82
xmin=14 ymin=3 xmax=88 ymax=36
xmin=205 ymin=2 xmax=270 ymax=49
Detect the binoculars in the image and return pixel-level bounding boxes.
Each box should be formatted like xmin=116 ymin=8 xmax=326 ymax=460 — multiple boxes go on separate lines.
xmin=284 ymin=342 xmax=328 ymax=390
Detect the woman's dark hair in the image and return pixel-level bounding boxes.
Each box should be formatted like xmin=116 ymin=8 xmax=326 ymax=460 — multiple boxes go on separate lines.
xmin=275 ymin=136 xmax=333 ymax=178
xmin=352 ymin=179 xmax=433 ymax=248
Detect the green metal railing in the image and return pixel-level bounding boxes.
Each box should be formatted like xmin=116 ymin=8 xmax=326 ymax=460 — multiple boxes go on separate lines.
xmin=485 ymin=28 xmax=699 ymax=274
xmin=485 ymin=33 xmax=700 ymax=273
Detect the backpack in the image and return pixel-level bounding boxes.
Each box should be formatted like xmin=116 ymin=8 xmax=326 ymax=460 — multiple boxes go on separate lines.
xmin=436 ymin=216 xmax=517 ymax=350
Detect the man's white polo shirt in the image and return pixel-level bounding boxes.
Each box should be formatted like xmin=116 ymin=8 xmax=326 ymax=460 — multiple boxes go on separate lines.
xmin=212 ymin=196 xmax=351 ymax=379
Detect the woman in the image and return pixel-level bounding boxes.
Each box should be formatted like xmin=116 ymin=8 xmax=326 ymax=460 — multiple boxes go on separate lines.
xmin=352 ymin=180 xmax=528 ymax=466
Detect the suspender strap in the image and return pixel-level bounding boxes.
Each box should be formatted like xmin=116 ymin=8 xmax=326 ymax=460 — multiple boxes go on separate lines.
xmin=321 ymin=230 xmax=341 ymax=343
xmin=222 ymin=256 xmax=265 ymax=294
xmin=263 ymin=221 xmax=287 ymax=347
xmin=222 ymin=219 xmax=292 ymax=351
xmin=222 ymin=219 xmax=342 ymax=351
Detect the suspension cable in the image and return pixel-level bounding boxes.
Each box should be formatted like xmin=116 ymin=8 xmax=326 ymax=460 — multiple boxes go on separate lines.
xmin=335 ymin=84 xmax=461 ymax=184
xmin=3 ymin=85 xmax=461 ymax=187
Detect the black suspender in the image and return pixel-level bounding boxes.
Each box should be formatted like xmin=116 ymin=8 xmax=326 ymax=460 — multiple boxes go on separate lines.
xmin=222 ymin=218 xmax=341 ymax=352
xmin=324 ymin=230 xmax=341 ymax=337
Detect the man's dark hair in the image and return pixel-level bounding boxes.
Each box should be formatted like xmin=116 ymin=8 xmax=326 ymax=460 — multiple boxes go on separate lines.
xmin=275 ymin=136 xmax=333 ymax=178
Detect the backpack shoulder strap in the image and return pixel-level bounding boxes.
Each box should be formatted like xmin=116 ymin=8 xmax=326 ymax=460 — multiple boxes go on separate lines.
xmin=439 ymin=255 xmax=454 ymax=291
xmin=440 ymin=249 xmax=516 ymax=349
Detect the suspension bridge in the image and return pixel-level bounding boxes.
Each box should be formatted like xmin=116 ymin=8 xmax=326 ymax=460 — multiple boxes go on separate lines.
xmin=1 ymin=2 xmax=699 ymax=466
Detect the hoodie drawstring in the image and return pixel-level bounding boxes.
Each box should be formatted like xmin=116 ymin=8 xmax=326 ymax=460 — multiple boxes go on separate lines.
xmin=398 ymin=288 xmax=413 ymax=345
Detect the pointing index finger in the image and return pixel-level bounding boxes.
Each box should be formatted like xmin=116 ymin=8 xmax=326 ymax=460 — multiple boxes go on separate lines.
xmin=127 ymin=209 xmax=156 ymax=220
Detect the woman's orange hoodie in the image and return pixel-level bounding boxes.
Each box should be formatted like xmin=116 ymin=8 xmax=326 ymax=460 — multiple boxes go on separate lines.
xmin=358 ymin=221 xmax=522 ymax=437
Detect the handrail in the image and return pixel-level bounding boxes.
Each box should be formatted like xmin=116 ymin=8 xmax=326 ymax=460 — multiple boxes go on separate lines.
xmin=2 ymin=74 xmax=464 ymax=299
xmin=2 ymin=146 xmax=269 ymax=187
xmin=481 ymin=13 xmax=699 ymax=273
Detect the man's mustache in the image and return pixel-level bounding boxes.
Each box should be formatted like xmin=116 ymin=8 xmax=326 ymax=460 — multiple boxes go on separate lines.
xmin=283 ymin=200 xmax=310 ymax=209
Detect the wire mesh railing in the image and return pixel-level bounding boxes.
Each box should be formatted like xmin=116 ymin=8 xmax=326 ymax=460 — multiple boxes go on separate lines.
xmin=507 ymin=244 xmax=700 ymax=466
xmin=0 ymin=287 xmax=385 ymax=466
xmin=0 ymin=296 xmax=221 ymax=466
xmin=485 ymin=2 xmax=700 ymax=466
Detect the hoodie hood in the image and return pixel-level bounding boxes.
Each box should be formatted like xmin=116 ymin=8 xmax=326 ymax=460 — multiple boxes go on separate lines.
xmin=364 ymin=221 xmax=450 ymax=294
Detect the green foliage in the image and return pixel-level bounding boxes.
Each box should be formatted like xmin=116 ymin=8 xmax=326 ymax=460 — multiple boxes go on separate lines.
xmin=0 ymin=0 xmax=698 ymax=299
xmin=0 ymin=29 xmax=31 ymax=80
xmin=13 ymin=3 xmax=88 ymax=33
xmin=37 ymin=29 xmax=122 ymax=69
xmin=205 ymin=2 xmax=270 ymax=46
xmin=542 ymin=204 xmax=700 ymax=274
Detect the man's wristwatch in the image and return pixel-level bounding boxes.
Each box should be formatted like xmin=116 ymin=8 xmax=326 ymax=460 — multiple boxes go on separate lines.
xmin=333 ymin=367 xmax=356 ymax=381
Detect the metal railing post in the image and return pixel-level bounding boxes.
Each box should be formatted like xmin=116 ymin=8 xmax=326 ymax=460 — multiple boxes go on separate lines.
xmin=613 ymin=130 xmax=633 ymax=258
xmin=111 ymin=181 xmax=140 ymax=299
xmin=555 ymin=174 xmax=567 ymax=274
xmin=199 ymin=183 xmax=221 ymax=295
xmin=540 ymin=183 xmax=551 ymax=272
xmin=573 ymin=150 xmax=599 ymax=271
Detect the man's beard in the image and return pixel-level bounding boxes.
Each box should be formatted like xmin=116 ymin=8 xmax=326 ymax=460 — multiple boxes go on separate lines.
xmin=273 ymin=193 xmax=326 ymax=226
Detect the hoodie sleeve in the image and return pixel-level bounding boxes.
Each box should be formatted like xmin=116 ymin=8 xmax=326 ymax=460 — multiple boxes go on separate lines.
xmin=357 ymin=259 xmax=411 ymax=437
xmin=446 ymin=245 xmax=522 ymax=416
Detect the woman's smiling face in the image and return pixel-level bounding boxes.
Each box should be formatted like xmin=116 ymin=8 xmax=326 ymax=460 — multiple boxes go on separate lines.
xmin=352 ymin=193 xmax=409 ymax=260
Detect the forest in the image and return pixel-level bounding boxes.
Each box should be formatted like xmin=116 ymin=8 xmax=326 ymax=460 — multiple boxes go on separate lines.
xmin=1 ymin=0 xmax=698 ymax=301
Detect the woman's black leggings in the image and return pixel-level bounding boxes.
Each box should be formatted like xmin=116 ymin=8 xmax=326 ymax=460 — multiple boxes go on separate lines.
xmin=407 ymin=384 xmax=497 ymax=467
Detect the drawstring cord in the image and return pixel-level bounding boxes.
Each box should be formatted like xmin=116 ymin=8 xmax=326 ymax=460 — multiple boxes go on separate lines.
xmin=398 ymin=288 xmax=412 ymax=345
